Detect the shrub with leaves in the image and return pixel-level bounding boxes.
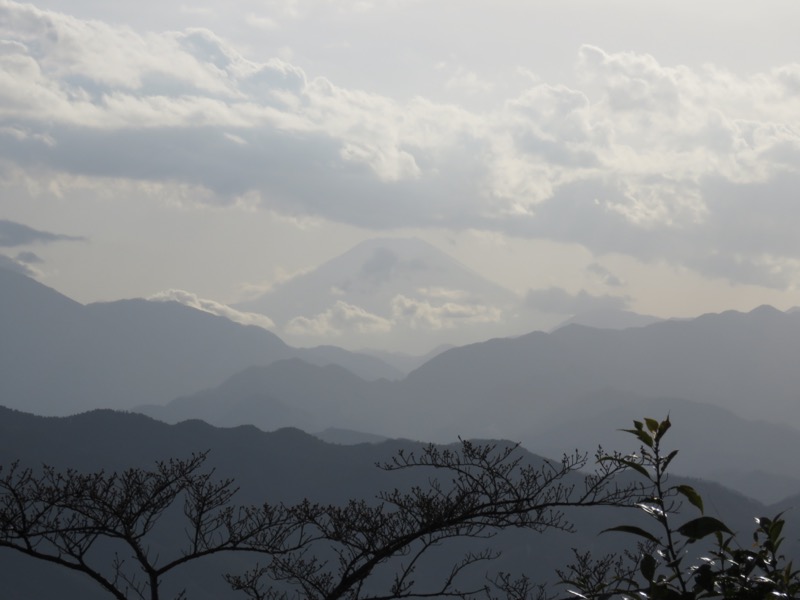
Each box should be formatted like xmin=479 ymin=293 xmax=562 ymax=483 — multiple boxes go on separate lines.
xmin=557 ymin=417 xmax=800 ymax=600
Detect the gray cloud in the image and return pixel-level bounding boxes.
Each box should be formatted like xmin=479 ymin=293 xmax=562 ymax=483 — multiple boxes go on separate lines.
xmin=15 ymin=250 xmax=43 ymax=264
xmin=525 ymin=287 xmax=630 ymax=315
xmin=0 ymin=219 xmax=83 ymax=248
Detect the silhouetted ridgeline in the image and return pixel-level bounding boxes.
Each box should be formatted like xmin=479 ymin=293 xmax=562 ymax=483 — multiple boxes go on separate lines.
xmin=0 ymin=407 xmax=780 ymax=599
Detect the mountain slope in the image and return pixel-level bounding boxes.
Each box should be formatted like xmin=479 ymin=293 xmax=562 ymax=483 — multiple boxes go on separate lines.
xmin=0 ymin=267 xmax=399 ymax=415
xmin=402 ymin=305 xmax=800 ymax=432
xmin=139 ymin=358 xmax=397 ymax=433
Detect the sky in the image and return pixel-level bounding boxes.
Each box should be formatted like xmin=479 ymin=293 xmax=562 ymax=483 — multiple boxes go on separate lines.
xmin=1 ymin=0 xmax=800 ymax=352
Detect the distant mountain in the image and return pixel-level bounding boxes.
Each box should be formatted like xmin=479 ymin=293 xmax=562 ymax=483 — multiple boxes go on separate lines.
xmin=358 ymin=343 xmax=454 ymax=375
xmin=401 ymin=305 xmax=800 ymax=436
xmin=314 ymin=427 xmax=389 ymax=445
xmin=237 ymin=237 xmax=524 ymax=353
xmin=0 ymin=267 xmax=399 ymax=415
xmin=0 ymin=406 xmax=774 ymax=600
xmin=522 ymin=390 xmax=800 ymax=504
xmin=552 ymin=308 xmax=662 ymax=331
xmin=8 ymin=263 xmax=800 ymax=503
xmin=138 ymin=358 xmax=397 ymax=434
xmin=292 ymin=344 xmax=404 ymax=380
xmin=137 ymin=306 xmax=800 ymax=503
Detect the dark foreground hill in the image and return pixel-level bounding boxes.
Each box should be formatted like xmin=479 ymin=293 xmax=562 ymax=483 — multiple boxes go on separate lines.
xmin=0 ymin=406 xmax=774 ymax=600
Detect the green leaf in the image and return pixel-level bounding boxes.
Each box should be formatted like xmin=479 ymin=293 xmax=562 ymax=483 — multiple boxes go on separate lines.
xmin=621 ymin=428 xmax=654 ymax=447
xmin=618 ymin=458 xmax=651 ymax=479
xmin=640 ymin=553 xmax=657 ymax=581
xmin=655 ymin=416 xmax=671 ymax=442
xmin=601 ymin=525 xmax=660 ymax=544
xmin=676 ymin=485 xmax=704 ymax=514
xmin=644 ymin=418 xmax=660 ymax=434
xmin=662 ymin=449 xmax=679 ymax=470
xmin=677 ymin=516 xmax=732 ymax=541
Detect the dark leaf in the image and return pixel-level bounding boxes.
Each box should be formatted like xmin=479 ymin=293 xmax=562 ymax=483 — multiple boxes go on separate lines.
xmin=662 ymin=450 xmax=679 ymax=471
xmin=621 ymin=428 xmax=654 ymax=447
xmin=655 ymin=417 xmax=671 ymax=443
xmin=601 ymin=525 xmax=660 ymax=544
xmin=618 ymin=459 xmax=651 ymax=479
xmin=644 ymin=418 xmax=660 ymax=434
xmin=677 ymin=516 xmax=732 ymax=541
xmin=640 ymin=553 xmax=657 ymax=581
xmin=676 ymin=485 xmax=704 ymax=514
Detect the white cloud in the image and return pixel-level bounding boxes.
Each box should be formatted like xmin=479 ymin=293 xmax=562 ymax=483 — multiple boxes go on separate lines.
xmin=0 ymin=252 xmax=37 ymax=276
xmin=285 ymin=300 xmax=392 ymax=336
xmin=391 ymin=295 xmax=502 ymax=330
xmin=445 ymin=68 xmax=494 ymax=95
xmin=415 ymin=287 xmax=470 ymax=300
xmin=284 ymin=294 xmax=504 ymax=338
xmin=586 ymin=263 xmax=623 ymax=288
xmin=149 ymin=289 xmax=276 ymax=329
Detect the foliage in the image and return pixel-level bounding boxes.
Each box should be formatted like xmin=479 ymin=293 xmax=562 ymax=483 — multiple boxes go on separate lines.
xmin=555 ymin=416 xmax=800 ymax=600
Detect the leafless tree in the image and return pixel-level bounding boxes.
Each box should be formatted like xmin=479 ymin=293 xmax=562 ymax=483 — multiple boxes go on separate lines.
xmin=226 ymin=439 xmax=637 ymax=600
xmin=1 ymin=440 xmax=637 ymax=600
xmin=0 ymin=452 xmax=299 ymax=600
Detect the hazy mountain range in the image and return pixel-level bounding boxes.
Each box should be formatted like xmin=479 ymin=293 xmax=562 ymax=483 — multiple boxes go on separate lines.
xmin=4 ymin=262 xmax=800 ymax=504
xmin=0 ymin=266 xmax=402 ymax=415
xmin=4 ymin=256 xmax=800 ymax=597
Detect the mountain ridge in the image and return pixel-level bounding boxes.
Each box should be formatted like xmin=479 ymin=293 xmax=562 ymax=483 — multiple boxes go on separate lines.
xmin=0 ymin=267 xmax=400 ymax=414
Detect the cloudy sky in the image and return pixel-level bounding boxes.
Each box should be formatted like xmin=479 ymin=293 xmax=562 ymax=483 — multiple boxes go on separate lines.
xmin=2 ymin=0 xmax=800 ymax=351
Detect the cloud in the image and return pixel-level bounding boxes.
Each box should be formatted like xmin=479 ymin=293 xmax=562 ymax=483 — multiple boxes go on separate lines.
xmin=391 ymin=295 xmax=502 ymax=330
xmin=445 ymin=68 xmax=494 ymax=95
xmin=284 ymin=293 xmax=502 ymax=337
xmin=0 ymin=219 xmax=83 ymax=247
xmin=2 ymin=3 xmax=800 ymax=288
xmin=586 ymin=263 xmax=623 ymax=287
xmin=285 ymin=300 xmax=392 ymax=336
xmin=416 ymin=287 xmax=470 ymax=300
xmin=148 ymin=289 xmax=276 ymax=329
xmin=0 ymin=253 xmax=36 ymax=276
xmin=525 ymin=287 xmax=630 ymax=315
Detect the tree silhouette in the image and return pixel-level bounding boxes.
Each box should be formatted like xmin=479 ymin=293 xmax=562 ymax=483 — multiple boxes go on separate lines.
xmin=0 ymin=452 xmax=298 ymax=600
xmin=0 ymin=440 xmax=635 ymax=600
xmin=226 ymin=440 xmax=634 ymax=599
